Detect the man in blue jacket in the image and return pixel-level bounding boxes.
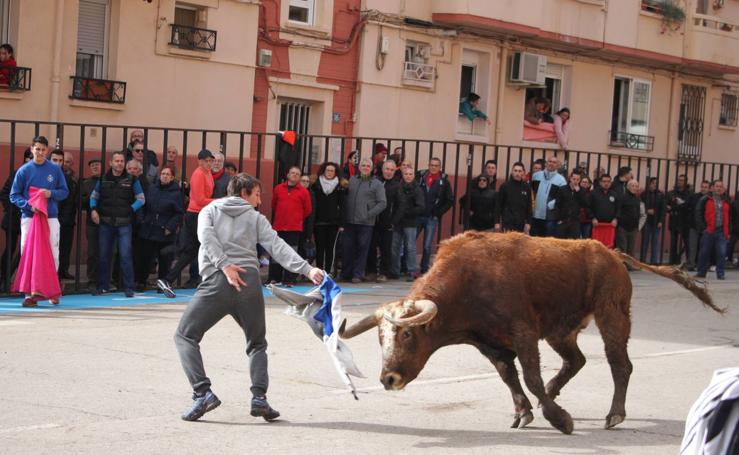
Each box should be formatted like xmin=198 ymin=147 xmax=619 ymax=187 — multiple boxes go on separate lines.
xmin=531 ymin=155 xmax=566 ymax=237
xmin=10 ymin=136 xmax=69 ymax=304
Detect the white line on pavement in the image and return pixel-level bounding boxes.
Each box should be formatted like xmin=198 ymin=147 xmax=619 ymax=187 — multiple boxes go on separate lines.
xmin=0 ymin=423 xmax=61 ymax=434
xmin=636 ymin=343 xmax=734 ymax=358
xmin=331 ymin=373 xmax=499 ymax=394
xmin=0 ymin=320 xmax=33 ymax=326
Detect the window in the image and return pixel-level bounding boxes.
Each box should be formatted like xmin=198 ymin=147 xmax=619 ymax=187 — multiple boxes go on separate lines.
xmin=610 ymin=77 xmax=652 ymax=148
xmin=402 ymin=42 xmax=434 ymax=88
xmin=0 ymin=0 xmax=10 ymax=44
xmin=76 ymin=0 xmax=109 ymax=79
xmin=170 ymin=3 xmax=216 ymax=51
xmin=288 ymin=0 xmax=314 ymax=25
xmin=174 ymin=4 xmax=198 ymax=28
xmin=719 ymin=93 xmax=738 ymax=127
xmin=459 ymin=65 xmax=476 ymax=100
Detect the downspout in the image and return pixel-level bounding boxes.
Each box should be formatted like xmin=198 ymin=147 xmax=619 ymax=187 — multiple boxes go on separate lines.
xmin=666 ymin=72 xmax=677 ymax=160
xmin=49 ymin=0 xmax=65 ymax=122
xmin=493 ymin=46 xmax=507 ymax=144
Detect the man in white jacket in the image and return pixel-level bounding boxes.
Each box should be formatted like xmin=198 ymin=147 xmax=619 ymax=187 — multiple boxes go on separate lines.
xmin=174 ymin=173 xmax=323 ymax=422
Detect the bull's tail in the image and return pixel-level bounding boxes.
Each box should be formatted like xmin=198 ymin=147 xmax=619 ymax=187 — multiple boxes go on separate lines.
xmin=612 ymin=249 xmax=726 ymax=315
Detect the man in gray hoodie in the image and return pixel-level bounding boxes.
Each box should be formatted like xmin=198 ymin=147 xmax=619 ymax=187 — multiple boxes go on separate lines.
xmin=174 ymin=173 xmax=323 ymax=422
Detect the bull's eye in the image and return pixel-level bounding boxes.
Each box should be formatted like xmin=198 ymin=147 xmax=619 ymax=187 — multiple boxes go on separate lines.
xmin=402 ymin=330 xmax=412 ymax=340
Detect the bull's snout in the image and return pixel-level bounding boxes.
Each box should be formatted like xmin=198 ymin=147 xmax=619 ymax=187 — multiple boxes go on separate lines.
xmin=381 ymin=372 xmax=404 ymax=390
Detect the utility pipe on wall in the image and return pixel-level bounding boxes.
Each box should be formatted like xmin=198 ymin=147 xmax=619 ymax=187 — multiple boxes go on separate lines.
xmin=49 ymin=0 xmax=65 ymax=122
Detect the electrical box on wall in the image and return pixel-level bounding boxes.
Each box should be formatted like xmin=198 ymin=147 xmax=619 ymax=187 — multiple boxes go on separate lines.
xmin=380 ymin=37 xmax=390 ymax=54
xmin=258 ymin=49 xmax=272 ymax=67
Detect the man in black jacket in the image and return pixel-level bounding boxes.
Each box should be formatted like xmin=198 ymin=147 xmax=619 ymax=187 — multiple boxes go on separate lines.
xmin=416 ymin=158 xmax=454 ymax=273
xmin=391 ymin=167 xmax=424 ymax=281
xmin=686 ymin=180 xmax=710 ymax=270
xmin=640 ymin=177 xmax=666 ymax=264
xmin=590 ymin=174 xmax=621 ymax=247
xmin=729 ymin=190 xmax=739 ymax=267
xmin=555 ymin=171 xmax=585 ymax=239
xmin=367 ymin=160 xmax=402 ymax=281
xmin=494 ymin=162 xmax=531 ymax=233
xmin=616 ymin=179 xmax=641 ymax=261
xmin=666 ymin=174 xmax=693 ymax=265
xmin=612 ymin=166 xmax=632 ymax=199
xmin=81 ymin=159 xmax=102 ymax=291
xmin=0 ymin=149 xmax=32 ymax=291
xmin=56 ymin=151 xmax=79 ymax=280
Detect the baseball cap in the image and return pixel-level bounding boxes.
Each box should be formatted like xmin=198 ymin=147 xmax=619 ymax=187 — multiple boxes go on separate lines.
xmin=198 ymin=149 xmax=215 ymax=160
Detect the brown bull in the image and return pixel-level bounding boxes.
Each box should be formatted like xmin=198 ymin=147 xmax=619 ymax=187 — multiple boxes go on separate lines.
xmin=339 ymin=231 xmax=725 ymax=434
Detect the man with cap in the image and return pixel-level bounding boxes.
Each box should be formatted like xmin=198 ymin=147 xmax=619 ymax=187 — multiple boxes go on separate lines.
xmin=158 ymin=149 xmax=215 ymax=297
xmin=81 ymin=158 xmax=102 ymax=291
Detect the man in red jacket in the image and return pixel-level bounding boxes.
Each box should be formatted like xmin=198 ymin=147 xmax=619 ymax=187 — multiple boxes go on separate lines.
xmin=268 ymin=166 xmax=312 ymax=286
xmin=695 ymin=179 xmax=731 ymax=280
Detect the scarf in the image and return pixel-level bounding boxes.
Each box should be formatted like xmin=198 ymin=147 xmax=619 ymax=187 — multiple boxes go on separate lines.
xmin=212 ymin=168 xmax=225 ymax=180
xmin=319 ymin=175 xmax=339 ymax=195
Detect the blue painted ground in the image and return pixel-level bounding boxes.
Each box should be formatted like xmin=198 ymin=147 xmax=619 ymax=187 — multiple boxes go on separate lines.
xmin=0 ymin=285 xmax=369 ymax=315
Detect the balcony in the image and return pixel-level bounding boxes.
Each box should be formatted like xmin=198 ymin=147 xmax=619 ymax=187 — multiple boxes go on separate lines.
xmin=402 ymin=61 xmax=435 ymax=89
xmin=609 ymin=131 xmax=655 ymax=152
xmin=684 ymin=14 xmax=739 ymax=69
xmin=169 ymin=24 xmax=217 ymax=52
xmin=70 ymin=76 xmax=126 ymax=104
xmin=0 ymin=65 xmax=32 ymax=91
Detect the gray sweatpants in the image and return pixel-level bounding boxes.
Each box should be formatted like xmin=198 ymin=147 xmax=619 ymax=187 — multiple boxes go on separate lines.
xmin=174 ymin=268 xmax=268 ymax=397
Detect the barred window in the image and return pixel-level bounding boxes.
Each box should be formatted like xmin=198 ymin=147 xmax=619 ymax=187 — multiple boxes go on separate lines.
xmin=719 ymin=93 xmax=738 ymax=127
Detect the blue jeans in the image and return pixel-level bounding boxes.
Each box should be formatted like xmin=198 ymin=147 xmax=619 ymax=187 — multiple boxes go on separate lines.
xmin=391 ymin=228 xmax=418 ymax=276
xmin=640 ymin=224 xmax=661 ymax=264
xmin=341 ymin=224 xmax=373 ymax=280
xmin=580 ymin=222 xmax=592 ymax=239
xmin=697 ymin=230 xmax=727 ymax=278
xmin=416 ymin=216 xmax=439 ymax=273
xmin=98 ymin=223 xmax=134 ymax=292
xmin=532 ymin=218 xmax=557 ymax=237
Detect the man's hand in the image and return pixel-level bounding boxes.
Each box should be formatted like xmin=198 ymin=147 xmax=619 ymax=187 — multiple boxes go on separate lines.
xmin=523 ymin=223 xmax=531 ymax=235
xmin=164 ymin=229 xmax=171 ymax=236
xmin=223 ymin=264 xmax=247 ymax=291
xmin=611 ymin=219 xmax=618 ymax=227
xmin=41 ymin=189 xmax=51 ymax=199
xmin=308 ymin=268 xmax=324 ymax=285
xmin=592 ymin=219 xmax=599 ymax=227
xmin=647 ymin=208 xmax=655 ymax=215
xmin=90 ymin=210 xmax=100 ymax=225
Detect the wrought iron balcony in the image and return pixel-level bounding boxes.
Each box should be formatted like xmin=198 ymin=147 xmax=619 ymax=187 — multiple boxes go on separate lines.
xmin=402 ymin=61 xmax=435 ymax=88
xmin=169 ymin=24 xmax=217 ymax=52
xmin=0 ymin=65 xmax=32 ymax=91
xmin=70 ymin=76 xmax=126 ymax=104
xmin=609 ymin=131 xmax=655 ymax=152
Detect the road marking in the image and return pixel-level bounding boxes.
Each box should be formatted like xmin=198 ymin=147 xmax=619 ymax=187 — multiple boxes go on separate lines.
xmin=0 ymin=423 xmax=60 ymax=434
xmin=0 ymin=320 xmax=33 ymax=326
xmin=331 ymin=372 xmax=499 ymax=394
xmin=637 ymin=344 xmax=734 ymax=358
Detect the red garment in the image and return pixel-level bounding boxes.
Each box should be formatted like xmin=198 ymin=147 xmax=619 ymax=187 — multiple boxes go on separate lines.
xmin=187 ymin=166 xmax=215 ymax=213
xmin=592 ymin=224 xmax=615 ymax=249
xmin=425 ymin=171 xmax=441 ymax=189
xmin=344 ymin=162 xmax=356 ymax=178
xmin=0 ymin=57 xmax=17 ymax=85
xmin=271 ymin=182 xmax=312 ymax=231
xmin=12 ymin=187 xmax=62 ymax=300
xmin=282 ymin=131 xmax=296 ymax=146
xmin=703 ymin=196 xmax=731 ymax=239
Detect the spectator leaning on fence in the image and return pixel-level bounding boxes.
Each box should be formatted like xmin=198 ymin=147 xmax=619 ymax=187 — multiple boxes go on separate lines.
xmin=640 ymin=177 xmax=666 ymax=265
xmin=460 ymin=175 xmax=496 ymax=231
xmin=158 ymin=149 xmax=215 ymax=298
xmin=695 ymin=180 xmax=731 ymax=280
xmin=494 ymin=162 xmax=532 ymax=234
xmin=268 ymin=166 xmax=312 ymax=287
xmin=667 ymin=174 xmax=693 ymax=266
xmin=616 ymin=179 xmax=642 ymax=266
xmin=56 ymin=151 xmax=79 ymax=280
xmin=10 ymin=136 xmax=69 ymax=304
xmin=125 ymin=130 xmax=159 ymax=171
xmin=367 ymin=160 xmax=401 ymax=282
xmin=416 ymin=157 xmax=453 ymax=273
xmin=341 ymin=158 xmax=387 ymax=283
xmin=555 ymin=171 xmax=585 ymax=240
xmin=530 ymin=155 xmax=566 ymax=237
xmin=89 ymin=151 xmax=145 ymax=298
xmin=81 ymin=158 xmax=102 ymax=291
xmin=129 ymin=141 xmax=158 ymax=185
xmin=687 ymin=180 xmax=709 ymax=271
xmin=0 ymin=149 xmax=32 ymax=291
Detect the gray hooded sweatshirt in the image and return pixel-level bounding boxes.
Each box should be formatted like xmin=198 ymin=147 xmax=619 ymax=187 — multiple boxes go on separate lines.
xmin=197 ymin=196 xmax=313 ymax=281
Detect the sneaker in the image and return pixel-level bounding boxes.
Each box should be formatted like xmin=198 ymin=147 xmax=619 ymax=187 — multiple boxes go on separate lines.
xmin=181 ymin=390 xmax=221 ymax=421
xmin=93 ymin=288 xmax=109 ymax=296
xmin=351 ymin=277 xmax=362 ymax=284
xmin=250 ymin=396 xmax=280 ymax=421
xmin=124 ymin=289 xmax=135 ymax=298
xmin=376 ymin=274 xmax=387 ymax=283
xmin=157 ymin=279 xmax=176 ymax=298
xmin=49 ymin=298 xmax=60 ymax=305
xmin=22 ymin=297 xmax=38 ymax=308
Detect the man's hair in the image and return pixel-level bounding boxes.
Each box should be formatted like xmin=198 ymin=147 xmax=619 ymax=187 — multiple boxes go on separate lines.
xmin=0 ymin=43 xmax=13 ymax=55
xmin=511 ymin=161 xmax=525 ymax=170
xmin=468 ymin=92 xmax=481 ymax=102
xmin=288 ymin=166 xmax=301 ymax=174
xmin=484 ymin=159 xmax=497 ymax=167
xmin=126 ymin=160 xmax=143 ymax=171
xmin=160 ymin=166 xmax=176 ymax=175
xmin=617 ymin=166 xmax=632 ymax=178
xmin=600 ymin=173 xmax=612 ymax=182
xmin=704 ymin=179 xmax=714 ymax=186
xmin=359 ymin=157 xmax=373 ymax=167
xmin=50 ymin=148 xmax=64 ymax=158
xmin=223 ymin=162 xmax=237 ymax=172
xmin=131 ymin=139 xmax=144 ymax=147
xmin=648 ymin=177 xmax=658 ymax=185
xmin=533 ymin=158 xmax=545 ymax=168
xmin=110 ymin=150 xmax=126 ymax=160
xmin=227 ymin=173 xmax=262 ymax=197
xmin=569 ymin=169 xmax=582 ymax=178
xmin=32 ymin=135 xmax=49 ymax=147
xmin=383 ymin=159 xmax=397 ymax=168
xmin=429 ymin=157 xmax=442 ymax=165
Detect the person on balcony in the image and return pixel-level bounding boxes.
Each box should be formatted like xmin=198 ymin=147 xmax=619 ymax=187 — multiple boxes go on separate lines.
xmin=524 ymin=97 xmax=552 ymax=125
xmin=459 ymin=93 xmax=492 ymax=125
xmin=553 ymin=107 xmax=571 ymax=150
xmin=0 ymin=43 xmax=17 ymax=87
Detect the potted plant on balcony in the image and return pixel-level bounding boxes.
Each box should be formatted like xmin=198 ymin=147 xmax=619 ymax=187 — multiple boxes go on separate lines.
xmin=658 ymin=1 xmax=686 ymax=33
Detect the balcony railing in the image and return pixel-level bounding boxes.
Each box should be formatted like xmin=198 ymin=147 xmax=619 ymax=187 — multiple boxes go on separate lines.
xmin=169 ymin=24 xmax=217 ymax=52
xmin=609 ymin=131 xmax=655 ymax=152
xmin=70 ymin=76 xmax=127 ymax=104
xmin=0 ymin=65 xmax=32 ymax=91
xmin=402 ymin=61 xmax=435 ymax=89
xmin=693 ymin=13 xmax=737 ymax=33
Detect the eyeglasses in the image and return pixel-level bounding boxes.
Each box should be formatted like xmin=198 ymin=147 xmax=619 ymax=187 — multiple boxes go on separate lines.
xmin=134 ymin=149 xmax=144 ymax=153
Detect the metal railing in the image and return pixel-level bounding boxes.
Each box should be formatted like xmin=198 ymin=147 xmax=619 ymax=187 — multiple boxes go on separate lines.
xmin=402 ymin=61 xmax=435 ymax=88
xmin=169 ymin=24 xmax=217 ymax=52
xmin=70 ymin=76 xmax=127 ymax=104
xmin=609 ymin=130 xmax=655 ymax=152
xmin=0 ymin=118 xmax=738 ymax=294
xmin=0 ymin=65 xmax=32 ymax=91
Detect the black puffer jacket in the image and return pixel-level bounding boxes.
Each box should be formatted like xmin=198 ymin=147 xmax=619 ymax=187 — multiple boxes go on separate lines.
xmin=311 ymin=179 xmax=345 ymax=226
xmin=555 ymin=185 xmax=586 ymax=223
xmin=461 ymin=186 xmax=496 ymax=231
xmin=589 ymin=188 xmax=621 ymax=222
xmin=618 ymin=191 xmax=641 ymax=231
xmin=377 ymin=177 xmax=403 ymax=229
xmin=58 ymin=171 xmax=78 ymax=227
xmin=392 ymin=181 xmax=425 ymax=228
xmin=138 ymin=180 xmax=184 ymax=242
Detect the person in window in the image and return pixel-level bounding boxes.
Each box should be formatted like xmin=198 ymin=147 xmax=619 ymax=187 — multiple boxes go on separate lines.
xmin=459 ymin=92 xmax=492 ymax=125
xmin=553 ymin=107 xmax=571 ymax=150
xmin=0 ymin=44 xmax=17 ymax=87
xmin=524 ymin=97 xmax=551 ymax=125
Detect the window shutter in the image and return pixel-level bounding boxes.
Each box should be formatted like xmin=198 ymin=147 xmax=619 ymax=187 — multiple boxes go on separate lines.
xmin=77 ymin=0 xmax=107 ymax=56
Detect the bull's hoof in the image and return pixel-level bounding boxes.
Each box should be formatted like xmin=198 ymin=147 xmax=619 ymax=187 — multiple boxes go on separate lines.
xmin=604 ymin=414 xmax=625 ymax=429
xmin=510 ymin=410 xmax=534 ymax=429
xmin=543 ymin=404 xmax=574 ymax=434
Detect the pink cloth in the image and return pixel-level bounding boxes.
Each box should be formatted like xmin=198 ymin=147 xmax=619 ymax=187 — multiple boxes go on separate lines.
xmin=523 ymin=120 xmax=556 ymax=141
xmin=554 ymin=115 xmax=569 ymax=149
xmin=12 ymin=187 xmax=62 ymax=300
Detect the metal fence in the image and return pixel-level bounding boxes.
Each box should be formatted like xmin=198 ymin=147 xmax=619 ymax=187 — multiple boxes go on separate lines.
xmin=1 ymin=119 xmax=738 ymax=294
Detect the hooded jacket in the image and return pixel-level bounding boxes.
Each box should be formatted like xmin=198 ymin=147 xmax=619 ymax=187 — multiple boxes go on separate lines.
xmin=197 ymin=197 xmax=312 ymax=281
xmin=641 ymin=188 xmax=666 ymax=226
xmin=139 ymin=180 xmax=184 ymax=242
xmin=461 ymin=185 xmax=496 ymax=230
xmin=392 ymin=180 xmax=425 ymax=228
xmin=417 ymin=169 xmax=454 ymax=218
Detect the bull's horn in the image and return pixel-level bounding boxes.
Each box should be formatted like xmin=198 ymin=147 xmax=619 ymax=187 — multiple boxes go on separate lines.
xmin=383 ymin=299 xmax=438 ymax=328
xmin=339 ymin=310 xmax=381 ymax=339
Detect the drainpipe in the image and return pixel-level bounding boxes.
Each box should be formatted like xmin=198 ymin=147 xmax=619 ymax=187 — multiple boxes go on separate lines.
xmin=493 ymin=46 xmax=508 ymax=144
xmin=49 ymin=0 xmax=66 ymax=122
xmin=666 ymin=72 xmax=677 ymax=160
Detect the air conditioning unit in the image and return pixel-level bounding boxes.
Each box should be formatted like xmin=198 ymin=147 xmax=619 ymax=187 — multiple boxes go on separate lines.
xmin=258 ymin=49 xmax=272 ymax=67
xmin=509 ymin=51 xmax=547 ymax=85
